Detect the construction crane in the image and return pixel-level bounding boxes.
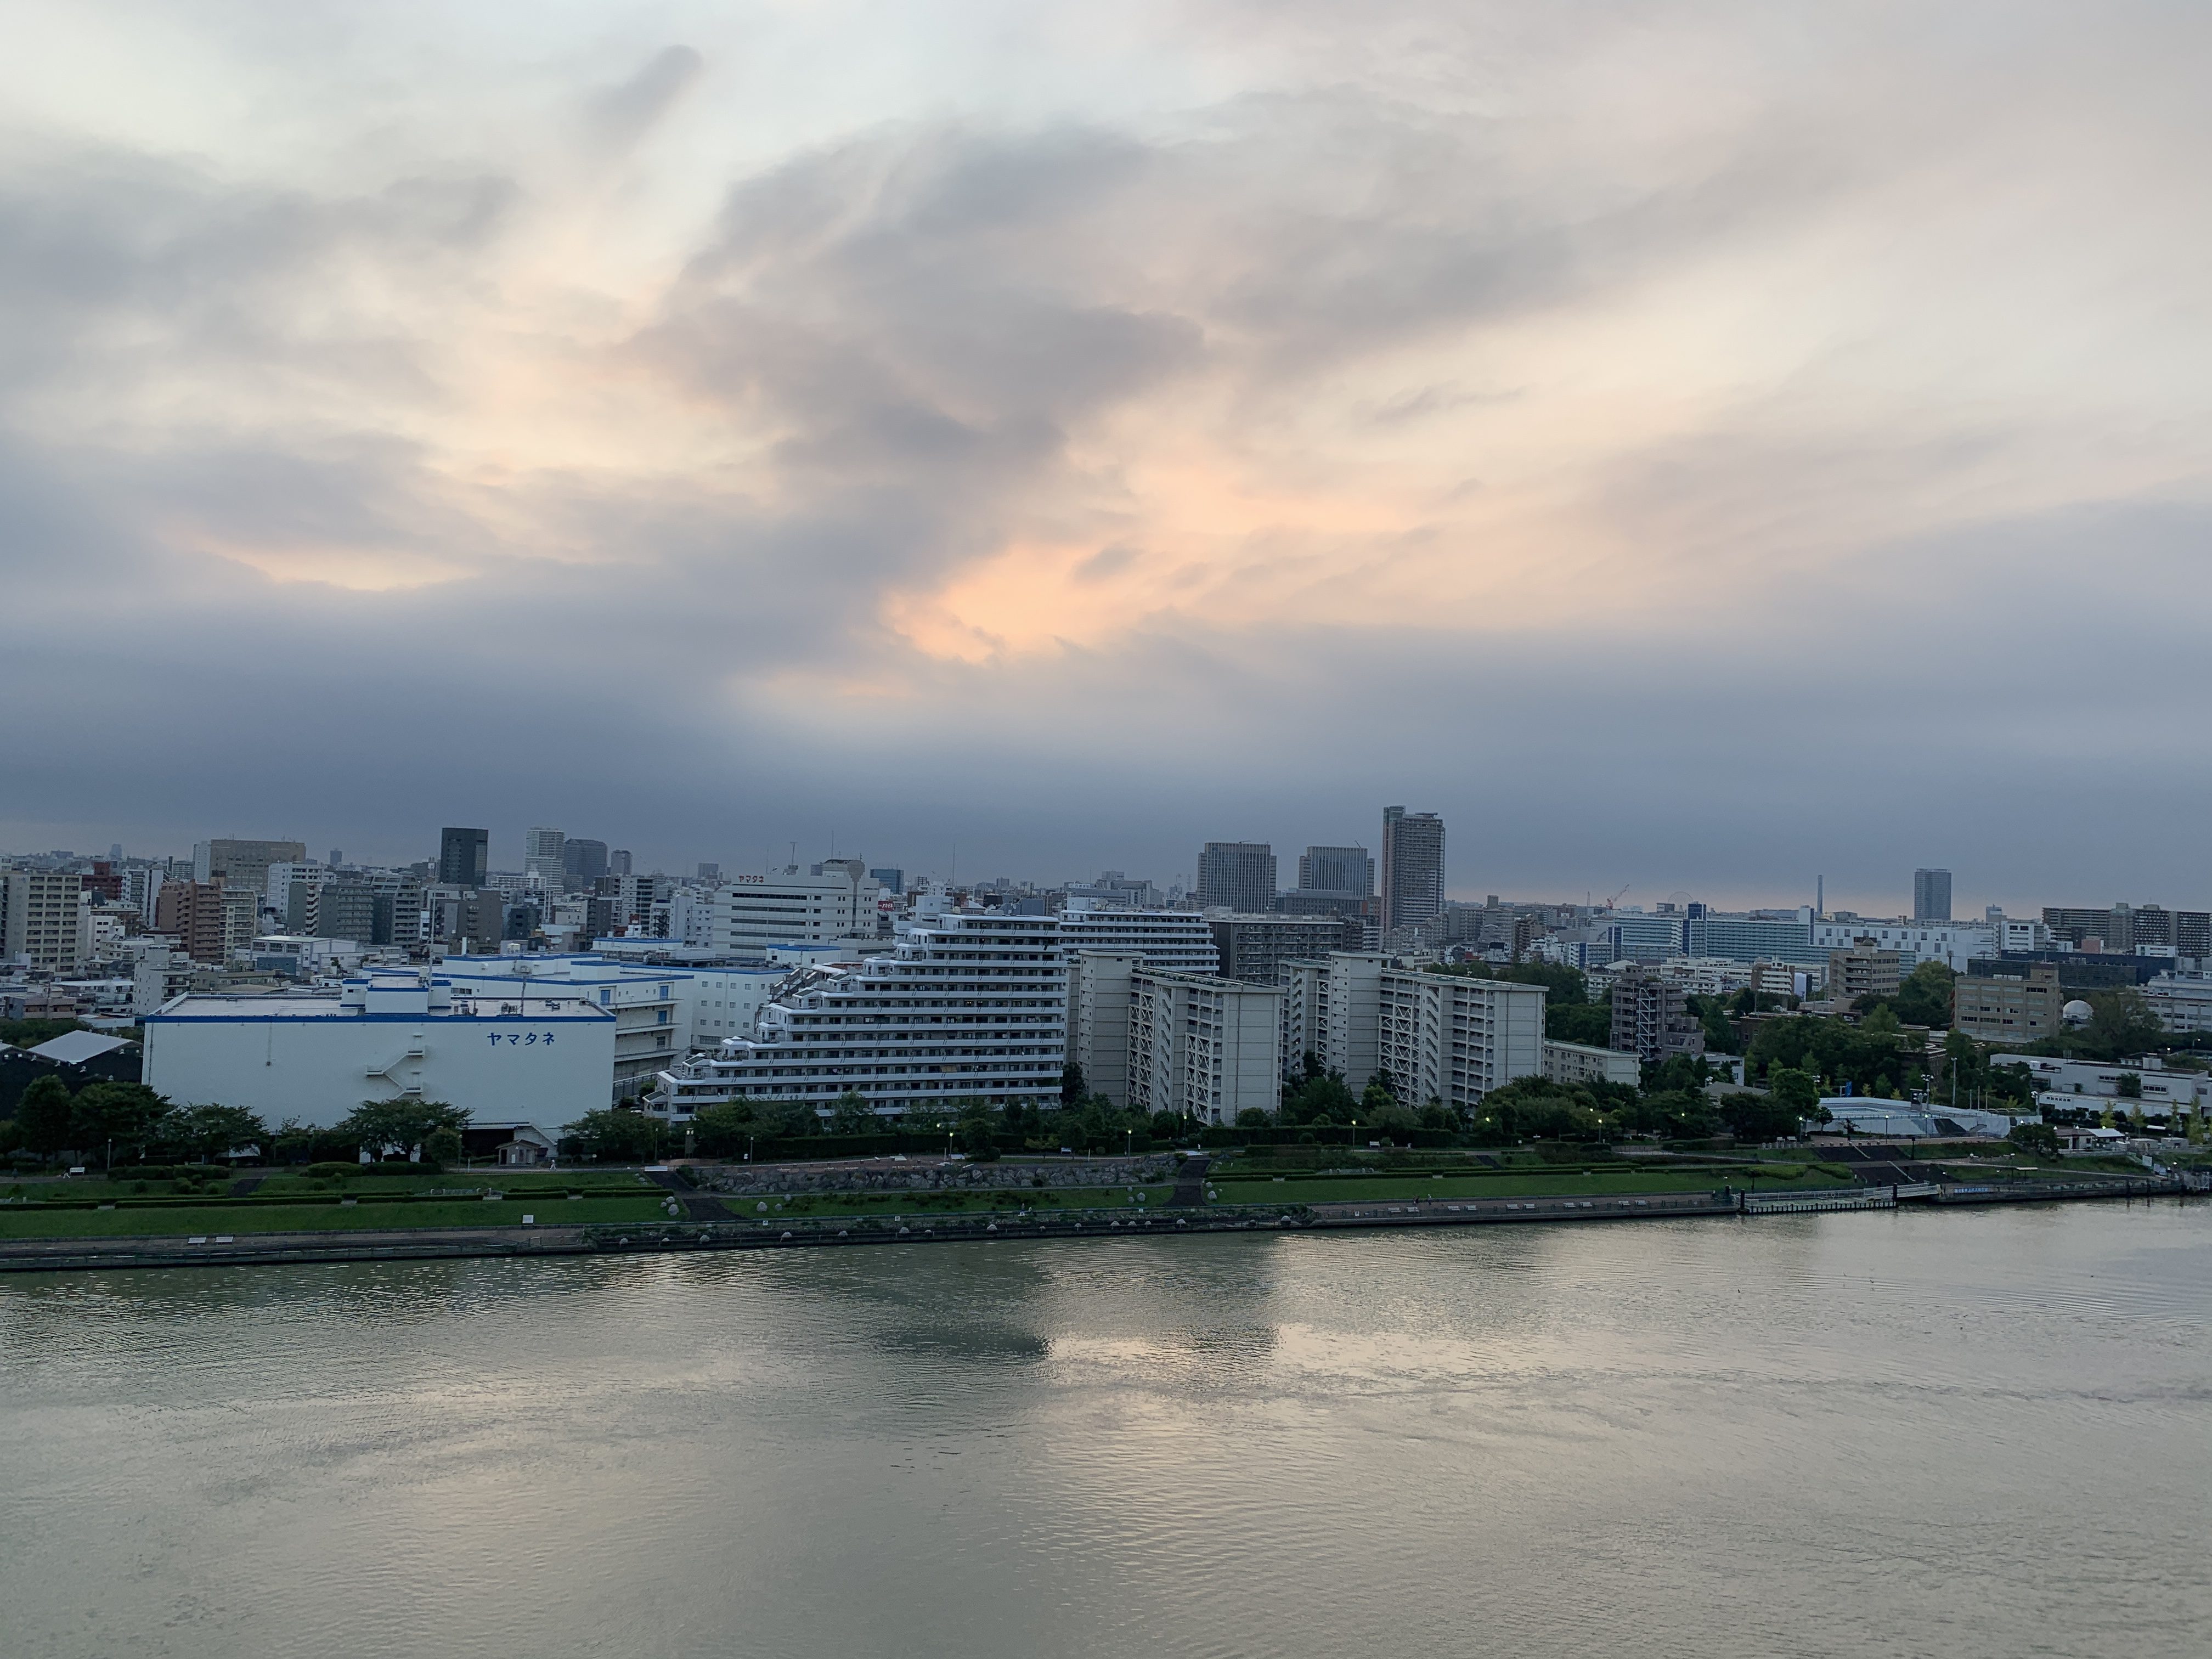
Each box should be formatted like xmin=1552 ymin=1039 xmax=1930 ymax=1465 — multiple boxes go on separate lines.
xmin=1601 ymin=884 xmax=1629 ymax=911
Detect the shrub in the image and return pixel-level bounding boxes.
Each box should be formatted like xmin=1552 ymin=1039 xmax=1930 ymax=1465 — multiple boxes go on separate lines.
xmin=307 ymin=1162 xmax=359 ymax=1180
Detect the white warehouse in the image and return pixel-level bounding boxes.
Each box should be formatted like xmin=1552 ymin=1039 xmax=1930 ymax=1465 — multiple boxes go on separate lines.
xmin=142 ymin=970 xmax=616 ymax=1130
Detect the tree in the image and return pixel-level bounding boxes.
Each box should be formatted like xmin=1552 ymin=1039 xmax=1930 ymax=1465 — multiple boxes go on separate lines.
xmin=1545 ymin=1001 xmax=1612 ymax=1047
xmin=1280 ymin=1070 xmax=1357 ymax=1126
xmin=2064 ymin=990 xmax=2165 ymax=1063
xmin=1234 ymin=1107 xmax=1272 ymax=1128
xmin=1890 ymin=961 xmax=1956 ymax=1028
xmin=1767 ymin=1067 xmax=1820 ymax=1122
xmin=1060 ymin=1062 xmax=1086 ymax=1106
xmin=958 ymin=1113 xmax=1000 ymax=1161
xmin=15 ymin=1074 xmax=75 ymax=1158
xmin=338 ymin=1098 xmax=469 ymax=1159
xmin=564 ymin=1108 xmax=667 ymax=1164
xmin=1360 ymin=1071 xmax=1398 ymax=1114
xmin=160 ymin=1103 xmax=269 ymax=1164
xmin=1687 ymin=996 xmax=1741 ymax=1055
xmin=424 ymin=1126 xmax=464 ymax=1165
xmin=70 ymin=1082 xmax=172 ymax=1164
xmin=2115 ymin=1070 xmax=2143 ymax=1099
xmin=691 ymin=1101 xmax=758 ymax=1158
xmin=828 ymin=1090 xmax=876 ymax=1134
xmin=1717 ymin=1092 xmax=1800 ymax=1143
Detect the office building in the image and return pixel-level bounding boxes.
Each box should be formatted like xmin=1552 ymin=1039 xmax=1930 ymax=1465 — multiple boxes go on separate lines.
xmin=1379 ymin=808 xmax=1446 ymax=935
xmin=1953 ymin=964 xmax=2064 ymax=1043
xmin=1053 ymin=904 xmax=1219 ymax=975
xmin=438 ymin=827 xmax=489 ymax=888
xmin=1207 ymin=912 xmax=1365 ymax=984
xmin=1607 ymin=967 xmax=1705 ymax=1065
xmin=1376 ymin=968 xmax=1547 ymax=1109
xmin=562 ymin=838 xmax=610 ymax=891
xmin=523 ymin=827 xmax=567 ymax=883
xmin=706 ymin=867 xmax=883 ymax=957
xmin=1913 ymin=868 xmax=1953 ymax=923
xmin=1197 ymin=842 xmax=1276 ymax=914
xmin=1 ymin=868 xmax=89 ymax=971
xmin=1127 ymin=968 xmax=1282 ymax=1124
xmin=697 ymin=862 xmax=721 ymax=881
xmin=869 ymin=867 xmax=906 ymax=896
xmin=1297 ymin=845 xmax=1374 ymax=896
xmin=191 ymin=838 xmax=307 ymax=896
xmin=144 ymin=970 xmax=614 ymax=1130
xmin=609 ymin=849 xmax=634 ymax=877
xmin=651 ymin=912 xmax=1065 ymax=1119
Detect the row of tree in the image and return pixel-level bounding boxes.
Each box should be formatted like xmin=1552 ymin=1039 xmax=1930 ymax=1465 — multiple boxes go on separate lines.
xmin=1 ymin=1077 xmax=475 ymax=1170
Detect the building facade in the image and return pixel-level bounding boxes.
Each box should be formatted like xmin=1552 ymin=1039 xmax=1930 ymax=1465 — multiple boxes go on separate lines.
xmin=143 ymin=971 xmax=616 ymax=1131
xmin=1607 ymin=967 xmax=1706 ymax=1065
xmin=192 ymin=839 xmax=307 ymax=896
xmin=1297 ymin=845 xmax=1373 ymax=896
xmin=1 ymin=869 xmax=89 ymax=971
xmin=1068 ymin=949 xmax=1144 ymax=1106
xmin=1827 ymin=944 xmax=1904 ymax=1005
xmin=1053 ymin=905 xmax=1219 ymax=975
xmin=1541 ymin=1039 xmax=1643 ymax=1090
xmin=1207 ymin=912 xmax=1365 ymax=984
xmin=1913 ymin=868 xmax=1953 ymax=922
xmin=705 ymin=868 xmax=883 ymax=957
xmin=650 ymin=912 xmax=1065 ymax=1120
xmin=1953 ymin=964 xmax=2064 ymax=1043
xmin=1376 ymin=969 xmax=1546 ymax=1109
xmin=1197 ymin=842 xmax=1277 ymax=915
xmin=1127 ymin=968 xmax=1282 ymax=1124
xmin=437 ymin=954 xmax=695 ymax=1101
xmin=1807 ymin=917 xmax=1994 ymax=971
xmin=1379 ymin=807 xmax=1446 ymax=935
xmin=438 ymin=827 xmax=489 ymax=888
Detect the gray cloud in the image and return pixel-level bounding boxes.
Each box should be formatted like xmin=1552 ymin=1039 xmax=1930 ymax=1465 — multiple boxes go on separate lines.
xmin=2 ymin=3 xmax=2210 ymax=918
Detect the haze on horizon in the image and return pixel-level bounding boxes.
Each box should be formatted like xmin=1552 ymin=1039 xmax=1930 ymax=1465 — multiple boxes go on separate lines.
xmin=4 ymin=1 xmax=2209 ymax=921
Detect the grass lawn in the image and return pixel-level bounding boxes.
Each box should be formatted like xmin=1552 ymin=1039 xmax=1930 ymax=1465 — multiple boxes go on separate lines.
xmin=722 ymin=1185 xmax=1175 ymax=1220
xmin=0 ymin=1195 xmax=670 ymax=1240
xmin=1211 ymin=1166 xmax=1841 ymax=1204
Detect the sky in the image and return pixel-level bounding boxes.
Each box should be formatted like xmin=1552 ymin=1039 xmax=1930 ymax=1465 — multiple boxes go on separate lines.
xmin=3 ymin=1 xmax=2209 ymax=917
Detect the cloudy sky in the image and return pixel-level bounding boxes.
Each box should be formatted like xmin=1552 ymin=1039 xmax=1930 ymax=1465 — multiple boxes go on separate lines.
xmin=4 ymin=1 xmax=2209 ymax=915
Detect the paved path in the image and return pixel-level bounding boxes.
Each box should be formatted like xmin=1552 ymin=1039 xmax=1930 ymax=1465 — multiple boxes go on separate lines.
xmin=1168 ymin=1156 xmax=1211 ymax=1207
xmin=227 ymin=1174 xmax=268 ymax=1198
xmin=647 ymin=1169 xmax=735 ymax=1222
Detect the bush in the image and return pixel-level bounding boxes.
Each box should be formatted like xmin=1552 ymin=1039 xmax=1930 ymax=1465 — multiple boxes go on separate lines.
xmin=307 ymin=1161 xmax=359 ymax=1180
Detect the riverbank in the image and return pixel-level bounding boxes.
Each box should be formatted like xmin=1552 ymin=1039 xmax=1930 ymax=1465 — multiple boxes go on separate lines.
xmin=0 ymin=1170 xmax=2193 ymax=1272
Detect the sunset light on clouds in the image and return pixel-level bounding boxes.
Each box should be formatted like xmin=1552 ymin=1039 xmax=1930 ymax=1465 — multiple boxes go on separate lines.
xmin=5 ymin=1 xmax=2210 ymax=910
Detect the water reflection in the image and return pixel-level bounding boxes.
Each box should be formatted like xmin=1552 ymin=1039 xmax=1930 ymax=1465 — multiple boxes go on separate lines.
xmin=1 ymin=1203 xmax=2207 ymax=1659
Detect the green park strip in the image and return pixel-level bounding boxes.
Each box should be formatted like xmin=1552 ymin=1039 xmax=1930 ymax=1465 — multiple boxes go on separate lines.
xmin=720 ymin=1186 xmax=1176 ymax=1220
xmin=1211 ymin=1166 xmax=1842 ymax=1204
xmin=0 ymin=1195 xmax=670 ymax=1240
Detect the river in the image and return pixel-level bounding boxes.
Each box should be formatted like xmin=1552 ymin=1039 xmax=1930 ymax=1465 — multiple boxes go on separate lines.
xmin=2 ymin=1201 xmax=2207 ymax=1658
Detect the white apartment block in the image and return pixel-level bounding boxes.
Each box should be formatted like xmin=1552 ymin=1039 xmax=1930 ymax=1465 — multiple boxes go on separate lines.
xmin=1127 ymin=968 xmax=1282 ymax=1125
xmin=1279 ymin=957 xmax=1328 ymax=1077
xmin=1053 ymin=904 xmax=1219 ymax=975
xmin=1376 ymin=969 xmax=1546 ymax=1109
xmin=1808 ymin=919 xmax=1996 ymax=971
xmin=1324 ymin=951 xmax=1391 ymax=1088
xmin=651 ymin=912 xmax=1064 ymax=1120
xmin=706 ymin=868 xmax=882 ymax=957
xmin=1068 ymin=949 xmax=1144 ymax=1107
xmin=1542 ymin=1039 xmax=1642 ymax=1090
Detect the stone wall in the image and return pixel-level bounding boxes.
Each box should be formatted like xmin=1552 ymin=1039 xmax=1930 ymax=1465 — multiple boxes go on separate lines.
xmin=699 ymin=1156 xmax=1177 ymax=1195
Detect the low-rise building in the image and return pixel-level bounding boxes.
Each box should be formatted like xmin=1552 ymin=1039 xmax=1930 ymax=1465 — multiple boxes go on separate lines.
xmin=1954 ymin=963 xmax=2063 ymax=1043
xmin=142 ymin=970 xmax=616 ymax=1130
xmin=1828 ymin=943 xmax=1904 ymax=1005
xmin=437 ymin=954 xmax=693 ymax=1102
xmin=2143 ymin=973 xmax=2212 ymax=1034
xmin=1542 ymin=1039 xmax=1641 ymax=1090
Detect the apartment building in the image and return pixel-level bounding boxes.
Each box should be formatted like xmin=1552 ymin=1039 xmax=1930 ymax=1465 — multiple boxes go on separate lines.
xmin=1607 ymin=967 xmax=1706 ymax=1065
xmin=1379 ymin=807 xmax=1446 ymax=934
xmin=1 ymin=868 xmax=89 ymax=971
xmin=1541 ymin=1039 xmax=1643 ymax=1090
xmin=1053 ymin=904 xmax=1218 ymax=975
xmin=1127 ymin=968 xmax=1282 ymax=1124
xmin=1376 ymin=968 xmax=1546 ymax=1109
xmin=1068 ymin=949 xmax=1144 ymax=1107
xmin=651 ymin=912 xmax=1065 ymax=1119
xmin=1827 ymin=943 xmax=1904 ymax=1005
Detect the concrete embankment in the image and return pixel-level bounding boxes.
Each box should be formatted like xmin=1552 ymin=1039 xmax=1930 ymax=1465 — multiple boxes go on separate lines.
xmin=0 ymin=1175 xmax=2193 ymax=1274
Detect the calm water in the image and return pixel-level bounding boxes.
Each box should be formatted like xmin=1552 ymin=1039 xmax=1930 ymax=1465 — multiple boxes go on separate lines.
xmin=3 ymin=1203 xmax=2207 ymax=1658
